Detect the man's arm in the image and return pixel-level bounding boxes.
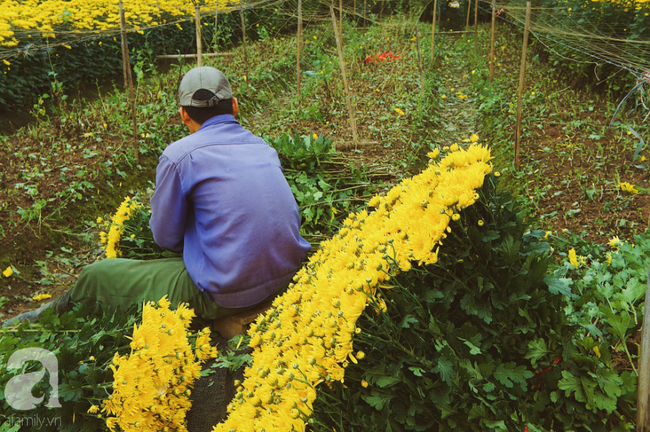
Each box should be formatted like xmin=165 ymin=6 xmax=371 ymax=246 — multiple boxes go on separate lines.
xmin=149 ymin=156 xmax=187 ymax=253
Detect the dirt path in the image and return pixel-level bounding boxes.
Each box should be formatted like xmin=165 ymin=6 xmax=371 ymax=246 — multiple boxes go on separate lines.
xmin=433 ymin=36 xmax=481 ymax=148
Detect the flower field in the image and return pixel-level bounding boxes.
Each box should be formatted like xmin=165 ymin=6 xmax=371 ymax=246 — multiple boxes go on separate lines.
xmin=1 ymin=0 xmax=650 ymax=431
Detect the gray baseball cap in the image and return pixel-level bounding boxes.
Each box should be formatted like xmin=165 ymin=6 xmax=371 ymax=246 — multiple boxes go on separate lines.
xmin=178 ymin=67 xmax=232 ymax=107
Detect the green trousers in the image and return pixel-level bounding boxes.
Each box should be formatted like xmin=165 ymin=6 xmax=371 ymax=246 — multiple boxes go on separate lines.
xmin=70 ymin=258 xmax=261 ymax=321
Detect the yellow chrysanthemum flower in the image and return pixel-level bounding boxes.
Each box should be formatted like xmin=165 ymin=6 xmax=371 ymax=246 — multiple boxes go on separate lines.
xmin=33 ymin=293 xmax=52 ymax=301
xmin=607 ymin=236 xmax=621 ymax=249
xmin=568 ymin=248 xmax=579 ymax=268
xmin=618 ymin=182 xmax=639 ymax=194
xmin=3 ymin=266 xmax=13 ymax=278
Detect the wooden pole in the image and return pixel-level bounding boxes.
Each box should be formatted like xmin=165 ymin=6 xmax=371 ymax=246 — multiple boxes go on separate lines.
xmin=466 ymin=0 xmax=472 ymax=31
xmin=474 ymin=0 xmax=478 ymax=51
xmin=330 ymin=4 xmax=358 ymax=144
xmin=430 ymin=0 xmax=438 ymax=61
xmin=155 ymin=53 xmax=232 ymax=59
xmin=340 ymin=0 xmax=343 ymax=34
xmin=638 ymin=264 xmax=650 ymax=431
xmin=118 ymin=0 xmax=138 ymax=162
xmin=215 ymin=0 xmax=219 ymax=51
xmin=195 ymin=4 xmax=203 ymax=67
xmin=155 ymin=0 xmax=166 ymax=58
xmin=297 ymin=0 xmax=302 ymax=94
xmin=415 ymin=24 xmax=424 ymax=93
xmin=239 ymin=0 xmax=249 ymax=92
xmin=363 ymin=0 xmax=366 ymax=27
xmin=514 ymin=2 xmax=531 ymax=169
xmin=489 ymin=0 xmax=496 ymax=83
xmin=380 ymin=0 xmax=384 ymax=20
xmin=119 ymin=0 xmax=128 ymax=89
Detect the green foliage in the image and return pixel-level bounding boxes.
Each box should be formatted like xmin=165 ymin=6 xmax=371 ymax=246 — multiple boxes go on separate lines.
xmin=310 ymin=176 xmax=634 ymax=431
xmin=265 ymin=132 xmax=388 ymax=237
xmin=0 ymin=304 xmax=139 ymax=432
xmin=265 ymin=132 xmax=335 ymax=168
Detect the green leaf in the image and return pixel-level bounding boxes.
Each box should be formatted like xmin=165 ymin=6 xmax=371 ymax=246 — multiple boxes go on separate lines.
xmin=494 ymin=363 xmax=532 ymax=390
xmin=459 ymin=338 xmax=482 ymax=355
xmin=400 ymin=314 xmax=419 ymax=328
xmin=58 ymin=380 xmax=84 ymax=402
xmin=483 ymin=419 xmax=507 ymax=430
xmin=482 ymin=230 xmax=501 ymax=242
xmin=483 ymin=382 xmax=496 ymax=393
xmin=362 ymin=391 xmax=395 ymax=410
xmin=604 ymin=309 xmax=633 ymax=340
xmin=544 ymin=276 xmax=572 ymax=297
xmin=433 ymin=357 xmax=455 ymax=384
xmin=525 ymin=339 xmax=551 ymax=365
xmin=375 ymin=376 xmax=402 ymax=388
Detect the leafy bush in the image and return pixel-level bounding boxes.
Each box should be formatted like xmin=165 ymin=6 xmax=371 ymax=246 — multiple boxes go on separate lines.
xmin=310 ymin=177 xmax=635 ymax=431
xmin=0 ymin=304 xmax=139 ymax=432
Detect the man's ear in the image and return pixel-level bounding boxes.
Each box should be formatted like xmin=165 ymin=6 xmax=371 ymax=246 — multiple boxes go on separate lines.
xmin=232 ymin=97 xmax=239 ymax=117
xmin=179 ymin=106 xmax=201 ymax=134
xmin=179 ymin=106 xmax=192 ymax=126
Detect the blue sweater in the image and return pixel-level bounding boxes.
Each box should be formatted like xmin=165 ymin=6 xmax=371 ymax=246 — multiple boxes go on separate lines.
xmin=149 ymin=114 xmax=311 ymax=308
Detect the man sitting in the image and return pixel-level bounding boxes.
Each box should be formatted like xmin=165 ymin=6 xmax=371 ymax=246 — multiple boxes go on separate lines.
xmin=5 ymin=66 xmax=310 ymax=325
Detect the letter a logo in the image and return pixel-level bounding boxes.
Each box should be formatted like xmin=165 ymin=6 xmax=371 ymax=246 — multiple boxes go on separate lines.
xmin=5 ymin=348 xmax=61 ymax=410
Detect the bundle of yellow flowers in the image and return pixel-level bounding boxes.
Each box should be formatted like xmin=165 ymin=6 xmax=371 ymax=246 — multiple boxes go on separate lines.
xmin=0 ymin=0 xmax=242 ymax=47
xmin=214 ymin=144 xmax=493 ymax=431
xmin=100 ymin=196 xmax=140 ymax=259
xmin=102 ymin=295 xmax=217 ymax=432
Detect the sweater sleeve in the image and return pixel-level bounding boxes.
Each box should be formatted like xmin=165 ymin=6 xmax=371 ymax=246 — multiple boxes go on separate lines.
xmin=149 ymin=155 xmax=187 ymax=253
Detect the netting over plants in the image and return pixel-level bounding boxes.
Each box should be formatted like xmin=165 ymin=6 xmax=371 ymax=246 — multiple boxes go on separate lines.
xmin=494 ymin=0 xmax=650 ymax=79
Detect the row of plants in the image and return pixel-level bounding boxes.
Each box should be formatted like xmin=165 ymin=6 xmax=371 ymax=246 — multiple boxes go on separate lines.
xmin=0 ymin=0 xmax=429 ymax=111
xmin=459 ymin=19 xmax=650 ymax=242
xmin=0 ymin=0 xmax=297 ymax=109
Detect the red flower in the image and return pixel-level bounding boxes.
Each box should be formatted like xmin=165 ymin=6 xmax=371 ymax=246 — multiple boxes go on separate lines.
xmin=364 ymin=51 xmax=401 ymax=64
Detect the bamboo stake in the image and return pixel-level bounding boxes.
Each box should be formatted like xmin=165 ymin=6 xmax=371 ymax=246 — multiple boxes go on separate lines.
xmin=156 ymin=53 xmax=232 ymax=59
xmin=239 ymin=0 xmax=249 ymax=92
xmin=156 ymin=0 xmax=166 ymax=57
xmin=215 ymin=0 xmax=219 ymax=51
xmin=119 ymin=0 xmax=128 ymax=89
xmin=638 ymin=263 xmax=650 ymax=432
xmin=514 ymin=2 xmax=531 ymax=169
xmin=195 ymin=4 xmax=203 ymax=67
xmin=430 ymin=0 xmax=438 ymax=62
xmin=118 ymin=0 xmax=138 ymax=162
xmin=415 ymin=24 xmax=424 ymax=93
xmin=330 ymin=4 xmax=358 ymax=144
xmin=363 ymin=0 xmax=366 ymax=27
xmin=380 ymin=0 xmax=384 ymax=20
xmin=465 ymin=0 xmax=471 ymax=31
xmin=489 ymin=0 xmax=496 ymax=83
xmin=340 ymin=0 xmax=343 ymax=34
xmin=474 ymin=0 xmax=478 ymax=51
xmin=297 ymin=0 xmax=303 ymax=94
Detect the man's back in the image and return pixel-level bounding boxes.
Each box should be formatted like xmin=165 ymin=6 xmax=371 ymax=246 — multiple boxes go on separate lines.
xmin=150 ymin=114 xmax=311 ymax=308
